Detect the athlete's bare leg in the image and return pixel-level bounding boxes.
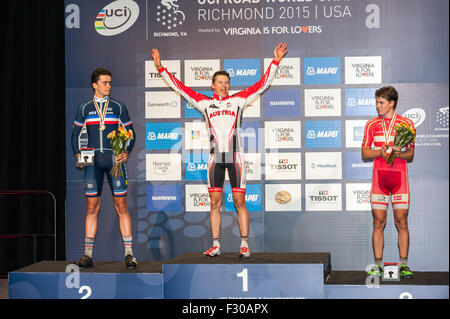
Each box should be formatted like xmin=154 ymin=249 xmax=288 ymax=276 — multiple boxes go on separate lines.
xmin=208 ymin=191 xmax=223 ymax=238
xmin=393 ymin=208 xmax=410 ymax=259
xmin=371 ymin=209 xmax=387 ymax=260
xmin=232 ymin=192 xmax=249 ymax=238
xmin=113 ymin=196 xmax=132 ymax=237
xmin=85 ymin=197 xmax=101 ymax=238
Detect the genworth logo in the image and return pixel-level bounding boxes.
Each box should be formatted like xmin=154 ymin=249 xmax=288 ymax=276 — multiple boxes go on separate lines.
xmin=95 ymin=0 xmax=139 ymax=36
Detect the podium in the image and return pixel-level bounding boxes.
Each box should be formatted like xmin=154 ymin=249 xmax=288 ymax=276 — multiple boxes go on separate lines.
xmin=8 ymin=253 xmax=448 ymax=299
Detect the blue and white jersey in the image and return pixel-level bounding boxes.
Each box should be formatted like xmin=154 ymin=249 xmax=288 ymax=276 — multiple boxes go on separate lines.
xmin=71 ymin=95 xmax=135 ymax=154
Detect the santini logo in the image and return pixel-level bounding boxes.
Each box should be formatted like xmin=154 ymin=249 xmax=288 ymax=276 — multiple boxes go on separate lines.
xmin=95 ymin=0 xmax=139 ymax=36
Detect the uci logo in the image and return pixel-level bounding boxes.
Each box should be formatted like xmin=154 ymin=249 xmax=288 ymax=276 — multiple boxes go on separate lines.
xmin=95 ymin=0 xmax=140 ymax=36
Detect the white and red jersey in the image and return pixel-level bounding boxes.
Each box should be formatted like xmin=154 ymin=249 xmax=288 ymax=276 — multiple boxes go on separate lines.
xmin=158 ymin=59 xmax=280 ymax=154
xmin=362 ymin=113 xmax=416 ymax=210
xmin=362 ymin=113 xmax=416 ymax=171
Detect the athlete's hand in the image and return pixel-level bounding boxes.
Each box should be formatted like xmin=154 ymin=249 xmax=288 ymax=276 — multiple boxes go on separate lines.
xmin=380 ymin=144 xmax=389 ymax=158
xmin=273 ymin=42 xmax=288 ymax=62
xmin=152 ymin=48 xmax=162 ymax=70
xmin=115 ymin=151 xmax=129 ymax=164
xmin=75 ymin=154 xmax=83 ymax=169
xmin=393 ymin=146 xmax=402 ymax=156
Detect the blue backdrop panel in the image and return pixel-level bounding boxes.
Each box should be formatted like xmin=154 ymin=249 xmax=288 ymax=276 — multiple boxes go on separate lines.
xmin=65 ymin=0 xmax=449 ymax=271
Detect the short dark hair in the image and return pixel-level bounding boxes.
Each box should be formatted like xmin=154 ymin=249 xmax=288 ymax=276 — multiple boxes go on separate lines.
xmin=375 ymin=86 xmax=398 ymax=109
xmin=212 ymin=71 xmax=230 ymax=84
xmin=91 ymin=68 xmax=112 ymax=84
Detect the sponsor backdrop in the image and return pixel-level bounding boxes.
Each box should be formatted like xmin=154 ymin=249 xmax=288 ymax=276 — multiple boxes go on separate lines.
xmin=65 ymin=0 xmax=449 ymax=271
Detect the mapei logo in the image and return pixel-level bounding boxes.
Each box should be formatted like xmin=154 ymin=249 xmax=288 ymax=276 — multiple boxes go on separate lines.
xmin=305 ymin=120 xmax=341 ymax=148
xmin=224 ymin=59 xmax=260 ymax=86
xmin=145 ymin=122 xmax=181 ymax=150
xmin=225 ymin=184 xmax=261 ymax=212
xmin=95 ymin=0 xmax=139 ymax=36
xmin=304 ymin=57 xmax=341 ymax=85
xmin=345 ymin=88 xmax=378 ymax=116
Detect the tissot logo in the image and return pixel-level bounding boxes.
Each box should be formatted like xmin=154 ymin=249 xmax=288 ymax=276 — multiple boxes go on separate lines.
xmin=95 ymin=0 xmax=139 ymax=36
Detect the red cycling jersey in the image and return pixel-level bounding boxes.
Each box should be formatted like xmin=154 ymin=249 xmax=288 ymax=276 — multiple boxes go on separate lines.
xmin=362 ymin=113 xmax=416 ymax=210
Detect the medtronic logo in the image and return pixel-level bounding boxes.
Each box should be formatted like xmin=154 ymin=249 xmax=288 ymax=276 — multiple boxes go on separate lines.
xmin=304 ymin=57 xmax=341 ymax=85
xmin=224 ymin=59 xmax=260 ymax=86
xmin=305 ymin=121 xmax=341 ymax=148
xmin=95 ymin=0 xmax=140 ymax=36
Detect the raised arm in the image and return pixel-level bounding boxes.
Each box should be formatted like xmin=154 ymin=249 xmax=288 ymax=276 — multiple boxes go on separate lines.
xmin=152 ymin=48 xmax=162 ymax=70
xmin=234 ymin=42 xmax=288 ymax=104
xmin=273 ymin=42 xmax=288 ymax=62
xmin=151 ymin=48 xmax=209 ymax=111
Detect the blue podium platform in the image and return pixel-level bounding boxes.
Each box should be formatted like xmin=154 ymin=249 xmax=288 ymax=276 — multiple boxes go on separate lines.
xmin=8 ymin=253 xmax=449 ymax=299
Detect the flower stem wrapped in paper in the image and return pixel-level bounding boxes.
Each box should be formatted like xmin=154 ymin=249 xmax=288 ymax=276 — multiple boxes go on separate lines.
xmin=385 ymin=123 xmax=416 ymax=165
xmin=107 ymin=126 xmax=134 ymax=177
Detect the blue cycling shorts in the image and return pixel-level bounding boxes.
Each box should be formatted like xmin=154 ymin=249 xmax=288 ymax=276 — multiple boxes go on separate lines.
xmin=83 ymin=151 xmax=128 ymax=197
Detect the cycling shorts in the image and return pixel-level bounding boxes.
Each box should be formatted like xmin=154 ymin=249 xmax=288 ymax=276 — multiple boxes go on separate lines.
xmin=207 ymin=152 xmax=246 ymax=193
xmin=83 ymin=151 xmax=128 ymax=197
xmin=370 ymin=168 xmax=409 ymax=211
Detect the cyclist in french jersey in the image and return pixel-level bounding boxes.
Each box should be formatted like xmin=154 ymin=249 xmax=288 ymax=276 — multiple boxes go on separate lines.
xmin=152 ymin=42 xmax=288 ymax=259
xmin=362 ymin=86 xmax=415 ymax=279
xmin=71 ymin=68 xmax=137 ymax=269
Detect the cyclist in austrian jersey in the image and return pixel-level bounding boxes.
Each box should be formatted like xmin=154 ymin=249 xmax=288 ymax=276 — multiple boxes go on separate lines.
xmin=71 ymin=68 xmax=137 ymax=269
xmin=152 ymin=42 xmax=288 ymax=258
xmin=362 ymin=86 xmax=415 ymax=279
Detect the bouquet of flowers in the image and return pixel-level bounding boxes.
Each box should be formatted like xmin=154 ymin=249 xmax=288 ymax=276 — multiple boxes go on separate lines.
xmin=107 ymin=127 xmax=134 ymax=177
xmin=385 ymin=123 xmax=416 ymax=165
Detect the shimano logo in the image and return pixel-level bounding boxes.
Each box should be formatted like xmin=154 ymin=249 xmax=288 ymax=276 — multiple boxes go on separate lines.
xmin=152 ymin=195 xmax=177 ymax=201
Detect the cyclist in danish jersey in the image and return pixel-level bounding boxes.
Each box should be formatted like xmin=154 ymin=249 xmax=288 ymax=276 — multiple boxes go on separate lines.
xmin=362 ymin=86 xmax=415 ymax=279
xmin=152 ymin=42 xmax=288 ymax=258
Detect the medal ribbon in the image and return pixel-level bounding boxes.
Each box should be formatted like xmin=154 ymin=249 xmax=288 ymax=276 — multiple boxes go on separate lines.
xmin=381 ymin=113 xmax=397 ymax=147
xmin=93 ymin=97 xmax=109 ymax=130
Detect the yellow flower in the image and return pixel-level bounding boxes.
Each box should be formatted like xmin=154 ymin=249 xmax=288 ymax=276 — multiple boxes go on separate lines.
xmin=107 ymin=131 xmax=116 ymax=139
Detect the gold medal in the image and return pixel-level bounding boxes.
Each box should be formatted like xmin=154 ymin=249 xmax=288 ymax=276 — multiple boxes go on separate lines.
xmin=93 ymin=96 xmax=109 ymax=132
xmin=381 ymin=113 xmax=397 ymax=148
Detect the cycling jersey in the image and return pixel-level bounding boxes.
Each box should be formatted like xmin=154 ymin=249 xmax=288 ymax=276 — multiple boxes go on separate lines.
xmin=71 ymin=96 xmax=135 ymax=154
xmin=71 ymin=95 xmax=135 ymax=197
xmin=158 ymin=59 xmax=279 ymax=154
xmin=158 ymin=60 xmax=279 ymax=192
xmin=362 ymin=113 xmax=416 ymax=210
